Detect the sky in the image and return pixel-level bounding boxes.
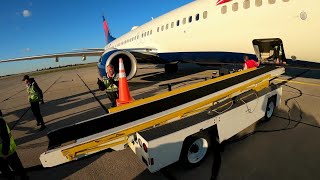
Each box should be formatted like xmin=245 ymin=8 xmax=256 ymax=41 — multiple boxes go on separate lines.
xmin=0 ymin=0 xmax=193 ymax=76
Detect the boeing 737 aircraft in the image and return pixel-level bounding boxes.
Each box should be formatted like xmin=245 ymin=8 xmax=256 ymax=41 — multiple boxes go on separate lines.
xmin=1 ymin=0 xmax=319 ymax=79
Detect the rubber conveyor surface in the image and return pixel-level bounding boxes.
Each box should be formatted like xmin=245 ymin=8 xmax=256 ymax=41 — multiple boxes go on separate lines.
xmin=47 ymin=66 xmax=277 ymax=150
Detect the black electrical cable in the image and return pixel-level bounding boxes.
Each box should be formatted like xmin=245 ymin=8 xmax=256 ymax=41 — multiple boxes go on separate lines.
xmin=225 ymin=84 xmax=304 ymax=144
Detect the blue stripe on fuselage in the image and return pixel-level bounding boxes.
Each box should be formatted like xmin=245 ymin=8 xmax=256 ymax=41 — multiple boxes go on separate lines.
xmin=158 ymin=51 xmax=257 ymax=64
xmin=97 ymin=51 xmax=257 ymax=77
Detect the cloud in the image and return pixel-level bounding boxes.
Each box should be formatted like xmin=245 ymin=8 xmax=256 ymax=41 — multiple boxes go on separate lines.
xmin=24 ymin=48 xmax=32 ymax=52
xmin=22 ymin=10 xmax=32 ymax=17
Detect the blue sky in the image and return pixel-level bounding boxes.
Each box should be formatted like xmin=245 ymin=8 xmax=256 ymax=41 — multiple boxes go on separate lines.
xmin=0 ymin=0 xmax=193 ymax=76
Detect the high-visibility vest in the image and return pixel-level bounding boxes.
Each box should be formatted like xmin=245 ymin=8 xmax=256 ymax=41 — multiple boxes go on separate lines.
xmin=0 ymin=117 xmax=17 ymax=157
xmin=103 ymin=74 xmax=119 ymax=93
xmin=27 ymin=83 xmax=41 ymax=102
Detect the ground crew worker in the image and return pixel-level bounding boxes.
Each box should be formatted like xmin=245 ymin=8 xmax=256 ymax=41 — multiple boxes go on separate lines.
xmin=0 ymin=110 xmax=28 ymax=180
xmin=243 ymin=55 xmax=259 ymax=70
xmin=97 ymin=65 xmax=119 ymax=107
xmin=22 ymin=75 xmax=46 ymax=131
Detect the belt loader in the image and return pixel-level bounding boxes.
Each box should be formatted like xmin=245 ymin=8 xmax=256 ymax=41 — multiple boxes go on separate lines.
xmin=40 ymin=66 xmax=284 ymax=172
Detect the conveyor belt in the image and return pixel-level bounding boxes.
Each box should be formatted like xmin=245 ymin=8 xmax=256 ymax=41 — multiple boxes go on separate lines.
xmin=139 ymin=85 xmax=279 ymax=141
xmin=47 ymin=66 xmax=277 ymax=150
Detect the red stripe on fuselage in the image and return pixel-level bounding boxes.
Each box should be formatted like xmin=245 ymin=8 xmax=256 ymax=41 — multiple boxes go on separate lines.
xmin=216 ymin=0 xmax=232 ymax=6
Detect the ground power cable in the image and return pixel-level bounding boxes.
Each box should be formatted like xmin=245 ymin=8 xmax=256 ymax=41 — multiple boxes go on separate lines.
xmin=210 ymin=68 xmax=311 ymax=180
xmin=10 ymin=75 xmax=63 ymax=130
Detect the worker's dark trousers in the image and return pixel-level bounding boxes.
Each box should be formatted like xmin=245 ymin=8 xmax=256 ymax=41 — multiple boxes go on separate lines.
xmin=107 ymin=91 xmax=118 ymax=107
xmin=0 ymin=152 xmax=28 ymax=180
xmin=30 ymin=101 xmax=45 ymax=126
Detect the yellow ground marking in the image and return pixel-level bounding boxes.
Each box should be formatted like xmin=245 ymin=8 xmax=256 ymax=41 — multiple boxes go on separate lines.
xmin=274 ymin=79 xmax=320 ymax=87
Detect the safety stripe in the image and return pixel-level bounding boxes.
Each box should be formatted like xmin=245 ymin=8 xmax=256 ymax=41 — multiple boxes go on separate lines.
xmin=118 ymin=58 xmax=126 ymax=78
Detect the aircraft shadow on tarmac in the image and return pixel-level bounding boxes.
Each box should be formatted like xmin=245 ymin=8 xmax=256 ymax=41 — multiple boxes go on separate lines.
xmin=140 ymin=64 xmax=219 ymax=82
xmin=281 ymin=67 xmax=320 ymax=80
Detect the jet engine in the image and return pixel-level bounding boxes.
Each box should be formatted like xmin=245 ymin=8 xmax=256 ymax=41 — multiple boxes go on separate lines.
xmin=99 ymin=49 xmax=138 ymax=80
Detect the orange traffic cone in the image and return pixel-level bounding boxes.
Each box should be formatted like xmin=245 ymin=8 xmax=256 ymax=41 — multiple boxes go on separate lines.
xmin=116 ymin=58 xmax=134 ymax=106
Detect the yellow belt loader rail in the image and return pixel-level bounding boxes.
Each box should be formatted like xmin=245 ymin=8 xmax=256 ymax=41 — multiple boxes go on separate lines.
xmin=40 ymin=66 xmax=284 ymax=167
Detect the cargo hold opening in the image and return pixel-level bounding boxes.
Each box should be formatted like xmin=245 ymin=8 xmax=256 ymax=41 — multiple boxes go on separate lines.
xmin=252 ymin=38 xmax=287 ymax=64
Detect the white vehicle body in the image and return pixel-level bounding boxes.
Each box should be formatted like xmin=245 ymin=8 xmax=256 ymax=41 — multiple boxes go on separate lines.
xmin=129 ymin=86 xmax=282 ymax=173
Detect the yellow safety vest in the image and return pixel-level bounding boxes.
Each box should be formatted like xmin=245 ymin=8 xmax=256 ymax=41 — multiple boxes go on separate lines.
xmin=0 ymin=117 xmax=17 ymax=157
xmin=103 ymin=75 xmax=118 ymax=93
xmin=27 ymin=83 xmax=41 ymax=102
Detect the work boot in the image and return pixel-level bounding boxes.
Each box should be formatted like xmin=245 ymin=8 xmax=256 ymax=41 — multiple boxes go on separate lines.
xmin=39 ymin=125 xmax=46 ymax=131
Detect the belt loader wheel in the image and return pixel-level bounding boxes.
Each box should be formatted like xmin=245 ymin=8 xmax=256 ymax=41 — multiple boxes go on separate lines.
xmin=263 ymin=96 xmax=276 ymax=122
xmin=179 ymin=135 xmax=210 ymax=168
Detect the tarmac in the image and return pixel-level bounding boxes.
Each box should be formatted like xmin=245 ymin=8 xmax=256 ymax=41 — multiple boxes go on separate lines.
xmin=0 ymin=63 xmax=319 ymax=180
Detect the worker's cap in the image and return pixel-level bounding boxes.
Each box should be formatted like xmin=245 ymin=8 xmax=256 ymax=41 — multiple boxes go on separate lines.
xmin=22 ymin=75 xmax=30 ymax=81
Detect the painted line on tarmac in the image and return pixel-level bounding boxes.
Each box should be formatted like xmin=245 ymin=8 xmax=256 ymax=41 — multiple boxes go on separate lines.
xmin=274 ymin=78 xmax=320 ymax=87
xmin=75 ymin=71 xmax=109 ymax=113
xmin=1 ymin=76 xmax=53 ymax=103
xmin=10 ymin=75 xmax=63 ymax=130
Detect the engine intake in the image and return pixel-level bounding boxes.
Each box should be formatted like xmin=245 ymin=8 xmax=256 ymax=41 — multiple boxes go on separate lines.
xmin=99 ymin=50 xmax=138 ymax=80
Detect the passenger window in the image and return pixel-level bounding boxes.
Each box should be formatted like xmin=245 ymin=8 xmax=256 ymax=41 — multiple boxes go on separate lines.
xmin=243 ymin=0 xmax=250 ymax=9
xmin=203 ymin=11 xmax=208 ymax=19
xmin=144 ymin=32 xmax=147 ymax=37
xmin=137 ymin=35 xmax=139 ymax=39
xmin=221 ymin=5 xmax=227 ymax=14
xmin=166 ymin=24 xmax=169 ymax=30
xmin=183 ymin=17 xmax=186 ymax=24
xmin=161 ymin=25 xmax=164 ymax=31
xmin=255 ymin=0 xmax=262 ymax=7
xmin=150 ymin=30 xmax=152 ymax=35
xmin=282 ymin=0 xmax=289 ymax=2
xmin=157 ymin=27 xmax=160 ymax=32
xmin=268 ymin=0 xmax=276 ymax=4
xmin=189 ymin=16 xmax=192 ymax=23
xmin=171 ymin=22 xmax=174 ymax=28
xmin=176 ymin=20 xmax=180 ymax=26
xmin=195 ymin=14 xmax=200 ymax=21
xmin=147 ymin=31 xmax=149 ymax=36
xmin=232 ymin=3 xmax=238 ymax=11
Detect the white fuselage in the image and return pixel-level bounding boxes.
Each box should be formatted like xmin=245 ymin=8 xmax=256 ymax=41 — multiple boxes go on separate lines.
xmin=106 ymin=0 xmax=320 ymax=63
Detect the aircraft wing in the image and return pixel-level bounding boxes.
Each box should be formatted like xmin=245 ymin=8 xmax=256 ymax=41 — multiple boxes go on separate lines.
xmin=0 ymin=50 xmax=104 ymax=63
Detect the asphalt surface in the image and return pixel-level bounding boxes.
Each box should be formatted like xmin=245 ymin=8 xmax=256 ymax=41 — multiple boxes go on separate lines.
xmin=0 ymin=64 xmax=319 ymax=180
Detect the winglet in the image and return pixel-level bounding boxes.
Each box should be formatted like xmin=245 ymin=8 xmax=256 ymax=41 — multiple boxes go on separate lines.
xmin=103 ymin=16 xmax=116 ymax=44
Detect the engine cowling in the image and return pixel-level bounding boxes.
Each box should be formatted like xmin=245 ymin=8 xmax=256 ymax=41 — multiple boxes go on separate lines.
xmin=98 ymin=49 xmax=138 ymax=80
